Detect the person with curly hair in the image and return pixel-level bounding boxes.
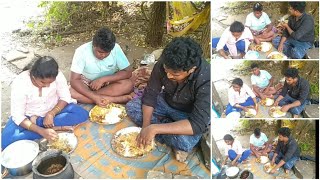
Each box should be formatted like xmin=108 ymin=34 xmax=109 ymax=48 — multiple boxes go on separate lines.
xmin=272 ymin=2 xmax=315 ymax=59
xmin=268 ymin=127 xmax=300 ymax=174
xmin=70 ymin=27 xmax=133 ymax=106
xmin=273 ymin=68 xmax=310 ymax=118
xmin=126 ymin=37 xmax=210 ymax=162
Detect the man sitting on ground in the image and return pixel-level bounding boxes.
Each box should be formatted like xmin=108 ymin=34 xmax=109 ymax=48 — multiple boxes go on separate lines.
xmin=269 ymin=127 xmax=300 ymax=174
xmin=274 ymin=68 xmax=310 ymax=118
xmin=272 ymin=2 xmax=314 ymax=59
xmin=250 ymin=63 xmax=282 ymax=99
xmin=70 ymin=27 xmax=133 ymax=106
xmin=250 ymin=128 xmax=271 ymax=158
xmin=126 ymin=37 xmax=210 ymax=162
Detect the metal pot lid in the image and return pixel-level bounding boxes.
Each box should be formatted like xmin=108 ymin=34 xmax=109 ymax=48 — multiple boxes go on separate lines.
xmin=1 ymin=140 xmax=39 ymax=169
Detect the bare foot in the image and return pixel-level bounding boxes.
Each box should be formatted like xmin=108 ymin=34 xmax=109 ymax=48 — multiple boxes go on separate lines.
xmin=30 ymin=115 xmax=38 ymax=124
xmin=293 ymin=114 xmax=299 ymax=118
xmin=284 ymin=169 xmax=290 ymax=174
xmin=174 ymin=149 xmax=190 ymax=163
xmin=101 ymin=94 xmax=133 ymax=104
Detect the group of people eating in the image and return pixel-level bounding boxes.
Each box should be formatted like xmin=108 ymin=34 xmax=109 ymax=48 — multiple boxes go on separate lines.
xmin=1 ymin=27 xmax=210 ymax=163
xmin=222 ymin=127 xmax=300 ymax=174
xmin=212 ymin=2 xmax=315 ymax=59
xmin=226 ymin=63 xmax=310 ymax=118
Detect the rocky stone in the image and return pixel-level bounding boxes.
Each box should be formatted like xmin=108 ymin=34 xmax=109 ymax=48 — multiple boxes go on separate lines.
xmin=16 ymin=46 xmax=29 ymax=53
xmin=151 ymin=49 xmax=163 ymax=60
xmin=3 ymin=50 xmax=27 ymax=62
xmin=293 ymin=160 xmax=315 ymax=179
xmin=303 ymin=104 xmax=319 ymax=118
xmin=10 ymin=54 xmax=35 ymax=70
xmin=147 ymin=171 xmax=173 ymax=179
xmin=306 ymin=48 xmax=319 ymax=59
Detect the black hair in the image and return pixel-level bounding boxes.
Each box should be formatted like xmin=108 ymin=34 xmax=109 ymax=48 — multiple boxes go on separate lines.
xmin=92 ymin=27 xmax=116 ymax=52
xmin=230 ymin=21 xmax=245 ymax=33
xmin=23 ymin=56 xmax=59 ymax=79
xmin=223 ymin=134 xmax=234 ymax=141
xmin=284 ymin=68 xmax=299 ymax=79
xmin=289 ymin=2 xmax=306 ymax=13
xmin=232 ymin=78 xmax=243 ymax=87
xmin=250 ymin=63 xmax=259 ymax=69
xmin=254 ymin=128 xmax=261 ymax=136
xmin=278 ymin=127 xmax=291 ymax=137
xmin=160 ymin=37 xmax=202 ymax=71
xmin=253 ymin=2 xmax=263 ymax=12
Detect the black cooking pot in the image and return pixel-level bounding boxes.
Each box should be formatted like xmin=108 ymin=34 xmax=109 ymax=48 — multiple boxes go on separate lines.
xmin=32 ymin=150 xmax=74 ymax=179
xmin=239 ymin=170 xmax=254 ymax=179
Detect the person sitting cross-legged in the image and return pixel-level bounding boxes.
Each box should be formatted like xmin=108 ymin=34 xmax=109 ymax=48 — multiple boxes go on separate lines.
xmin=250 ymin=128 xmax=272 ymax=158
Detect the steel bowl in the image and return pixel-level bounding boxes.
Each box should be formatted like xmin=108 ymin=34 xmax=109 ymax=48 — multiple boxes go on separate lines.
xmin=1 ymin=140 xmax=39 ymax=176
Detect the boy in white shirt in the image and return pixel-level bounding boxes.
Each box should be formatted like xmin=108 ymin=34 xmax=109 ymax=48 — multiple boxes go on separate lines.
xmin=222 ymin=134 xmax=251 ymax=166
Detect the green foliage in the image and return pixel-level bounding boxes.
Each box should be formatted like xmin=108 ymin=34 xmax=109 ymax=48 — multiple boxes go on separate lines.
xmin=39 ymin=2 xmax=74 ymax=26
xmin=299 ymin=142 xmax=311 ymax=152
xmin=310 ymin=83 xmax=319 ymax=94
xmin=239 ymin=120 xmax=251 ymax=129
xmin=315 ymin=22 xmax=319 ymax=40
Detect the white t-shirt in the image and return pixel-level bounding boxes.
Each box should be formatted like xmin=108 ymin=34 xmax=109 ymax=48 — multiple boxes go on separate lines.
xmin=250 ymin=132 xmax=268 ymax=148
xmin=224 ymin=139 xmax=243 ymax=156
xmin=216 ymin=27 xmax=253 ymax=56
xmin=245 ymin=12 xmax=272 ymax=31
xmin=228 ymin=83 xmax=256 ymax=106
xmin=251 ymin=70 xmax=272 ymax=88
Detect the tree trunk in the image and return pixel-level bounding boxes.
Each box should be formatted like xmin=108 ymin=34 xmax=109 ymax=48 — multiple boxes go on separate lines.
xmin=281 ymin=61 xmax=290 ymax=75
xmin=145 ymin=2 xmax=166 ymax=48
xmin=200 ymin=18 xmax=210 ymax=59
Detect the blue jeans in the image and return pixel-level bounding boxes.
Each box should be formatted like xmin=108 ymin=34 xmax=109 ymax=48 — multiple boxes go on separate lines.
xmin=228 ymin=149 xmax=251 ymax=163
xmin=212 ymin=38 xmax=246 ymax=54
xmin=279 ymin=94 xmax=307 ymax=115
xmin=125 ymin=95 xmax=202 ymax=152
xmin=272 ymin=36 xmax=312 ymax=59
xmin=1 ymin=103 xmax=89 ymax=150
xmin=268 ymin=151 xmax=299 ymax=170
xmin=225 ymin=97 xmax=255 ymax=115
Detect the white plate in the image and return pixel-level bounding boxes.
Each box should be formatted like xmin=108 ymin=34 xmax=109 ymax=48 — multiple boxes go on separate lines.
xmin=267 ymin=51 xmax=287 ymax=59
xmin=244 ymin=50 xmax=259 ymax=59
xmin=1 ymin=140 xmax=39 ymax=168
xmin=269 ymin=106 xmax=287 ymax=118
xmin=260 ymin=156 xmax=269 ymax=164
xmin=260 ymin=42 xmax=272 ymax=52
xmin=261 ymin=98 xmax=274 ymax=107
xmin=48 ymin=132 xmax=77 ymax=154
xmin=264 ymin=162 xmax=279 ymax=173
xmin=89 ymin=104 xmax=126 ymax=125
xmin=245 ymin=108 xmax=257 ymax=117
xmin=111 ymin=127 xmax=155 ymax=158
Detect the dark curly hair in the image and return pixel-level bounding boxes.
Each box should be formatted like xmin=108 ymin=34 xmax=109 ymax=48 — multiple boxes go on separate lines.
xmin=232 ymin=78 xmax=243 ymax=87
xmin=23 ymin=56 xmax=59 ymax=79
xmin=253 ymin=2 xmax=263 ymax=12
xmin=284 ymin=68 xmax=299 ymax=79
xmin=254 ymin=128 xmax=261 ymax=136
xmin=92 ymin=27 xmax=116 ymax=52
xmin=250 ymin=63 xmax=259 ymax=69
xmin=278 ymin=127 xmax=291 ymax=137
xmin=223 ymin=134 xmax=234 ymax=141
xmin=230 ymin=21 xmax=245 ymax=33
xmin=289 ymin=2 xmax=306 ymax=13
xmin=160 ymin=37 xmax=202 ymax=71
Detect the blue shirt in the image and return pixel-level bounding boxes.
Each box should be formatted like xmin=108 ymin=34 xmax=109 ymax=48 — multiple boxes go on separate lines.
xmin=251 ymin=70 xmax=272 ymax=89
xmin=71 ymin=42 xmax=130 ymax=80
